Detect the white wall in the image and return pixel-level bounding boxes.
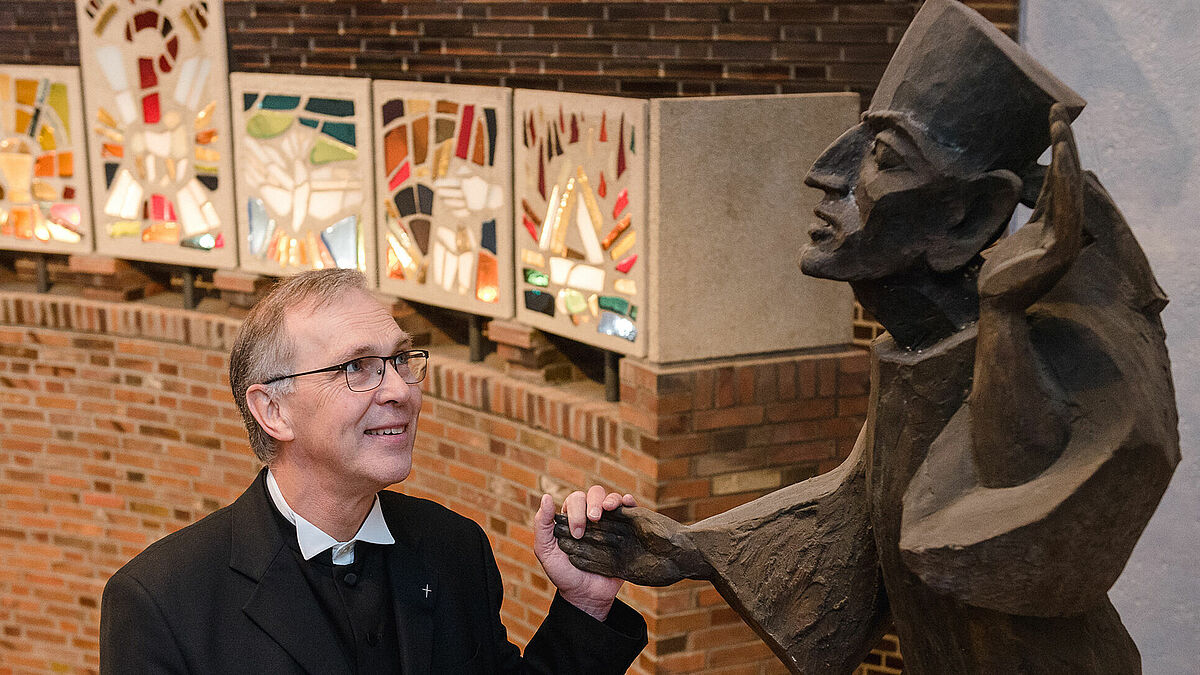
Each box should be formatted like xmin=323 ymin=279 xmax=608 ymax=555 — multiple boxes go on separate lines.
xmin=1022 ymin=2 xmax=1200 ymax=672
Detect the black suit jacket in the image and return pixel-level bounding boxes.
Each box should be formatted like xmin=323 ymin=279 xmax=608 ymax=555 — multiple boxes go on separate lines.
xmin=100 ymin=470 xmax=646 ymax=673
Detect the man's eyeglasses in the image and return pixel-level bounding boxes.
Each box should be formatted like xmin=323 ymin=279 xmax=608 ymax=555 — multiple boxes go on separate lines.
xmin=262 ymin=350 xmax=429 ymax=392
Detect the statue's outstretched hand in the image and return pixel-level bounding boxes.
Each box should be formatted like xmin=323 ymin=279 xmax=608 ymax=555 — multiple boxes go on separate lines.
xmin=978 ymin=103 xmax=1083 ymax=312
xmin=554 ymin=506 xmax=709 ymax=587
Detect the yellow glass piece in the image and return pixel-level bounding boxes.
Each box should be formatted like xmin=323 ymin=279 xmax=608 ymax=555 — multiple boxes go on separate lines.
xmin=0 ymin=151 xmax=34 ymax=202
xmin=575 ymin=166 xmax=603 ymax=235
xmin=108 ymin=221 xmax=142 ymax=238
xmin=195 ymin=101 xmax=216 ymax=130
xmin=195 ymin=146 xmax=220 ymax=162
xmin=15 ymin=79 xmax=37 ymax=106
xmin=614 ymin=278 xmax=637 ymax=296
xmin=48 ymin=83 xmax=70 ymax=135
xmin=407 ymin=99 xmax=430 ymax=114
xmin=45 ymin=220 xmax=82 ymax=244
xmin=94 ymin=4 xmax=117 ymax=35
xmin=588 ymin=293 xmax=600 ymax=317
xmin=15 ymin=110 xmax=32 ymax=135
xmin=550 ymin=178 xmax=576 ymax=257
xmin=610 ymin=231 xmax=636 ymax=260
xmin=179 ymin=9 xmax=200 ymax=41
xmin=0 ymin=74 xmax=9 ymax=102
xmin=0 ymin=207 xmax=9 ymax=236
xmin=434 ymin=139 xmax=453 ymax=179
xmin=37 ymin=124 xmax=56 ymax=151
xmin=32 ymin=181 xmax=57 ymax=201
xmin=34 ymin=215 xmax=51 ymax=242
xmin=521 ymin=249 xmax=545 ymax=268
xmin=97 ymin=107 xmax=118 ymax=129
xmin=142 ymin=221 xmax=181 ymax=243
xmin=163 ymin=111 xmax=181 ymax=129
xmin=95 ymin=125 xmax=123 ymax=143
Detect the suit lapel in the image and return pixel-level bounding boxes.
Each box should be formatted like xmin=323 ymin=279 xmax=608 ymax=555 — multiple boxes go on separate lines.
xmin=230 ymin=470 xmax=352 ymax=675
xmin=382 ymin=493 xmax=437 ymax=674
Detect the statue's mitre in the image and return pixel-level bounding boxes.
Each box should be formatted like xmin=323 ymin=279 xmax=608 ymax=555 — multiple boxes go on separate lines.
xmin=869 ymin=0 xmax=1087 ymax=173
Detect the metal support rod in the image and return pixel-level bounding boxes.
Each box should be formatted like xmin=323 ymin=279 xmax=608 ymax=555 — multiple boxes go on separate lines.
xmin=468 ymin=314 xmax=484 ymax=362
xmin=605 ymin=351 xmax=620 ymax=402
xmin=35 ymin=255 xmax=50 ymax=293
xmin=181 ymin=267 xmax=198 ymax=309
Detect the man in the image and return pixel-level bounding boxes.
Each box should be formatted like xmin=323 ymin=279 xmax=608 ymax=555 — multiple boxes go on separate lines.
xmin=100 ymin=268 xmax=647 ymax=673
xmin=556 ymin=1 xmax=1178 ymax=673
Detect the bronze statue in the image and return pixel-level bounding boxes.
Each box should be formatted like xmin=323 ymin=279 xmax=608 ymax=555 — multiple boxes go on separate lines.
xmin=555 ymin=1 xmax=1180 ymax=672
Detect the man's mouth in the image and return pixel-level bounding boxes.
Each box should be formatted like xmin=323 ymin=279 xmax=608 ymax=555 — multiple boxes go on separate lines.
xmin=365 ymin=425 xmax=408 ymax=436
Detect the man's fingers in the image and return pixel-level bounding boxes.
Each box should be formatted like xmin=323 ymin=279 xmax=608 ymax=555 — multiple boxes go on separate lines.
xmin=586 ymin=485 xmax=607 ymax=520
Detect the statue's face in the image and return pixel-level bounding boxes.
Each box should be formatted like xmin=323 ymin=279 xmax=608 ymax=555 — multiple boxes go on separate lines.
xmin=801 ymin=116 xmax=970 ymax=281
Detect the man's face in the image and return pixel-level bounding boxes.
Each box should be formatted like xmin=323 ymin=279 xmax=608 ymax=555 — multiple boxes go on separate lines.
xmin=279 ymin=289 xmax=422 ymax=497
xmin=800 ymin=116 xmax=970 ymax=281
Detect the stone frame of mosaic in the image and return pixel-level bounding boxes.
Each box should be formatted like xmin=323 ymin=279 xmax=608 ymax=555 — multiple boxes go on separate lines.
xmin=512 ymin=90 xmax=648 ymax=357
xmin=76 ymin=0 xmax=237 ymax=268
xmin=373 ymin=80 xmax=514 ymax=318
xmin=0 ymin=64 xmax=93 ymax=255
xmin=230 ymin=73 xmax=376 ymax=280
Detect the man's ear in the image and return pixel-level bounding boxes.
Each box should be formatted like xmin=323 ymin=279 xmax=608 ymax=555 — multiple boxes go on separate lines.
xmin=246 ymin=384 xmax=295 ymax=443
xmin=928 ymin=169 xmax=1022 ymax=273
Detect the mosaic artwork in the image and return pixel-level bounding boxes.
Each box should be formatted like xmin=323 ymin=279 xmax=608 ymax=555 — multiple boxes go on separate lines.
xmin=231 ymin=74 xmax=374 ymax=277
xmin=76 ymin=0 xmax=236 ymax=267
xmin=374 ymin=81 xmax=513 ymax=317
xmin=513 ymin=91 xmax=646 ymax=356
xmin=0 ymin=65 xmax=92 ymax=254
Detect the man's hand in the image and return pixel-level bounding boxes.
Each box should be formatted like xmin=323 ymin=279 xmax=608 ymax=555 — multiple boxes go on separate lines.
xmin=533 ymin=486 xmax=636 ymax=621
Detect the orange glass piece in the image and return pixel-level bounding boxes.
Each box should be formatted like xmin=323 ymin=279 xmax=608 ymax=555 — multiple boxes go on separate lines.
xmin=412 ymin=116 xmax=428 ymax=165
xmin=384 ymin=124 xmax=408 ymax=174
xmin=57 ymin=152 xmax=73 ymax=177
xmin=15 ymin=110 xmax=32 ymax=135
xmin=436 ymin=100 xmax=458 ymax=114
xmin=14 ymin=79 xmax=37 ymax=106
xmin=195 ymin=128 xmax=218 ymax=144
xmin=313 ymin=232 xmax=337 ymax=269
xmin=471 ymin=119 xmax=486 ymax=166
xmin=102 ymin=143 xmax=124 ymax=159
xmin=475 ymin=251 xmax=499 ymax=303
xmin=34 ymin=154 xmax=55 ymax=177
xmin=0 ymin=208 xmax=10 ymax=237
xmin=387 ymin=245 xmax=405 ymax=280
xmin=142 ymin=220 xmax=180 ymax=243
xmin=12 ymin=207 xmax=34 ymax=239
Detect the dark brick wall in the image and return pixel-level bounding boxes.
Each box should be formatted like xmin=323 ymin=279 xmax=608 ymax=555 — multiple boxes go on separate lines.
xmin=2 ymin=1 xmax=1019 ymax=100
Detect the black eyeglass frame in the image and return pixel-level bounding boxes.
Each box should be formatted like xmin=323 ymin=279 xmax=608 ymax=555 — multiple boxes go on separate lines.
xmin=261 ymin=349 xmax=429 ymax=391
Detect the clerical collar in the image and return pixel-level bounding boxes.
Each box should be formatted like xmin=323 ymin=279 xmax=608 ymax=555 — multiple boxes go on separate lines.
xmin=266 ymin=469 xmax=395 ymax=564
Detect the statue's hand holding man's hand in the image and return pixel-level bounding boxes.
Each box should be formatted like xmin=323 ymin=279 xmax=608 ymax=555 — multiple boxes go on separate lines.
xmin=979 ymin=103 xmax=1084 ymax=312
xmin=534 ymin=486 xmax=636 ymax=621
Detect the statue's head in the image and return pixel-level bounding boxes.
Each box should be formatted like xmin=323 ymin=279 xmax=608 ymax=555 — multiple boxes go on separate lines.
xmin=801 ymin=0 xmax=1085 ymax=283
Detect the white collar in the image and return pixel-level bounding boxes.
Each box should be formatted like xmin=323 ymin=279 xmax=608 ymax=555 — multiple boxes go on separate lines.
xmin=266 ymin=469 xmax=395 ymax=565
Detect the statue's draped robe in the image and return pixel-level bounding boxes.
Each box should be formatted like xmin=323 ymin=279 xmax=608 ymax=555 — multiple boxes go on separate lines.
xmin=684 ymin=177 xmax=1178 ymax=674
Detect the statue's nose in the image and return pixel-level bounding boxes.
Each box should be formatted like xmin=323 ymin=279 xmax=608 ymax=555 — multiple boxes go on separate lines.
xmin=805 ymin=123 xmax=872 ymax=196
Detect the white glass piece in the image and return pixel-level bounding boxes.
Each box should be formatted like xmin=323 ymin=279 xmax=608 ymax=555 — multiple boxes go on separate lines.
xmin=539 ymin=184 xmax=559 ymax=250
xmin=176 ymin=182 xmax=206 ymax=235
xmin=171 ymin=126 xmax=187 ymax=158
xmin=266 ymin=162 xmax=294 ymax=190
xmin=163 ymin=111 xmax=181 ymax=129
xmin=104 ymin=169 xmax=140 ymax=218
xmin=321 ymin=216 xmax=358 ymax=268
xmin=487 ymin=184 xmax=503 ymax=210
xmin=144 ymin=154 xmax=157 ymax=183
xmin=115 ymin=92 xmax=137 ymax=124
xmin=95 ymin=45 xmax=128 ymax=92
xmin=146 ymin=130 xmax=171 ymax=157
xmin=45 ymin=221 xmax=82 ymax=244
xmin=577 ymin=198 xmax=603 ymax=264
xmin=247 ymin=198 xmax=272 ymax=255
xmin=343 ymin=190 xmax=362 ymax=209
xmin=597 ymin=311 xmax=637 ymax=342
xmin=566 ymin=264 xmax=604 ymax=293
xmin=200 ymin=200 xmax=220 ymax=229
xmin=549 ymin=256 xmax=572 ymax=286
xmin=291 ymin=181 xmax=310 ymax=232
xmin=260 ymin=185 xmax=292 ymax=218
xmin=461 ymin=175 xmax=489 ymax=211
xmin=186 ymin=59 xmax=212 ymax=109
xmin=455 ymin=250 xmax=474 ymax=293
xmin=522 ymin=249 xmax=545 ymax=268
xmin=175 ymin=159 xmax=188 ymax=180
xmin=308 ymin=190 xmax=342 ymax=220
xmin=436 ymin=225 xmax=456 ymax=249
xmin=452 ymin=208 xmax=470 ymax=218
xmin=614 ymin=278 xmax=637 ymax=296
xmin=173 ymin=58 xmax=199 ymax=106
xmin=243 ymin=136 xmax=270 ymax=164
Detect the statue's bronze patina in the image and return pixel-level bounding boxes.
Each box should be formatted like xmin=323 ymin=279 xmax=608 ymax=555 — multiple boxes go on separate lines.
xmin=555 ymin=1 xmax=1180 ymax=672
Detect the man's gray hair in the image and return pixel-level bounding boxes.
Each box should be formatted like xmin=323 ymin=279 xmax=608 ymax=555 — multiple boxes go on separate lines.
xmin=229 ymin=268 xmax=372 ymax=464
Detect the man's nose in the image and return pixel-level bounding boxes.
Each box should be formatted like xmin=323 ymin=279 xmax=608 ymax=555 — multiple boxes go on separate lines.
xmin=375 ymin=360 xmax=415 ymax=403
xmin=804 ymin=123 xmax=872 ymax=196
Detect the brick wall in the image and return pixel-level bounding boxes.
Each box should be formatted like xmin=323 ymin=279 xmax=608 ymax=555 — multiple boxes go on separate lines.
xmin=0 ymin=289 xmax=874 ymax=673
xmin=2 ymin=1 xmax=1018 ymax=99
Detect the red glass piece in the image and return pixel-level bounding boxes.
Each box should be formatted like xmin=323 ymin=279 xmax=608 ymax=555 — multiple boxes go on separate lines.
xmin=134 ymin=11 xmax=158 ymax=31
xmin=570 ymin=114 xmax=578 ymax=144
xmin=523 ymin=214 xmax=538 ymax=242
xmin=151 ymin=194 xmax=167 ymax=220
xmin=63 ymin=186 xmax=76 ymax=199
xmin=599 ymin=111 xmax=607 ymax=142
xmin=615 ymin=254 xmax=637 ymax=274
xmin=158 ymin=55 xmax=172 ymax=74
xmin=455 ymin=105 xmax=475 ymax=160
xmin=388 ymin=161 xmax=411 ymax=192
xmin=138 ymin=58 xmax=156 ymax=89
xmin=167 ymin=36 xmax=178 ymax=59
xmin=537 ymin=144 xmax=546 ymax=200
xmin=597 ymin=172 xmax=607 ymax=198
xmin=528 ymin=112 xmax=536 ymax=144
xmin=612 ymin=188 xmax=628 ymax=219
xmin=142 ymin=93 xmax=161 ymax=124
xmin=558 ymin=105 xmax=565 ymax=133
xmin=214 ymin=232 xmax=225 ymax=248
xmin=617 ymin=114 xmax=626 ymax=178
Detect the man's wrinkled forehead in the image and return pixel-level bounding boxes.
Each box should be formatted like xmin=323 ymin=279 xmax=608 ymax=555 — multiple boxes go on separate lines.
xmin=286 ymin=289 xmax=411 ymax=351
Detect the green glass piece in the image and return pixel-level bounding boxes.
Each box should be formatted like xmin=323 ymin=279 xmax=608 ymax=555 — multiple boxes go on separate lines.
xmin=524 ymin=268 xmax=549 ymax=287
xmin=310 ymin=137 xmax=358 ymax=164
xmin=320 ymin=121 xmax=356 ymax=146
xmin=261 ymin=94 xmax=301 ymax=110
xmin=304 ymin=97 xmax=355 ymax=117
xmin=242 ymin=93 xmax=258 ymax=111
xmin=597 ymin=295 xmax=629 ymax=315
xmin=561 ymin=289 xmax=587 ymax=315
xmin=48 ymin=83 xmax=70 ymax=135
xmin=298 ymin=117 xmax=319 ymax=128
xmin=630 ymin=305 xmax=637 ymax=320
xmin=246 ymin=110 xmax=294 ymax=138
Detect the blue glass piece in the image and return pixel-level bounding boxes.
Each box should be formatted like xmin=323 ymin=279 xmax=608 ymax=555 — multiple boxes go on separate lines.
xmin=260 ymin=95 xmax=301 ymax=111
xmin=104 ymin=162 xmax=119 ymax=189
xmin=298 ymin=117 xmax=319 ymax=129
xmin=247 ymin=198 xmax=271 ymax=256
xmin=480 ymin=219 xmax=496 ymax=254
xmin=597 ymin=311 xmax=637 ymax=342
xmin=305 ymin=97 xmax=355 ymax=117
xmin=484 ymin=108 xmax=497 ymax=166
xmin=242 ymin=93 xmax=258 ymax=111
xmin=394 ymin=188 xmax=417 ymax=218
xmin=417 ymin=184 xmax=434 ymax=215
xmin=525 ymin=290 xmax=554 ymax=317
xmin=320 ymin=121 xmax=356 ymax=147
xmin=321 ymin=215 xmax=359 ymax=268
xmin=382 ymin=99 xmax=404 ymax=125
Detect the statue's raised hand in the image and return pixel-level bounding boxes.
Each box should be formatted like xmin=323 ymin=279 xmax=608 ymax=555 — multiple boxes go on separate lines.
xmin=978 ymin=104 xmax=1083 ymax=312
xmin=554 ymin=506 xmax=712 ymax=586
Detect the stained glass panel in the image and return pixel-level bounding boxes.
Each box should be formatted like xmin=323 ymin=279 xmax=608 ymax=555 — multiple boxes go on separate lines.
xmin=513 ymin=91 xmax=647 ymax=356
xmin=77 ymin=0 xmax=237 ymax=267
xmin=374 ymin=81 xmax=513 ymax=318
xmin=230 ymin=73 xmax=374 ymax=278
xmin=0 ymin=65 xmax=93 ymax=254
